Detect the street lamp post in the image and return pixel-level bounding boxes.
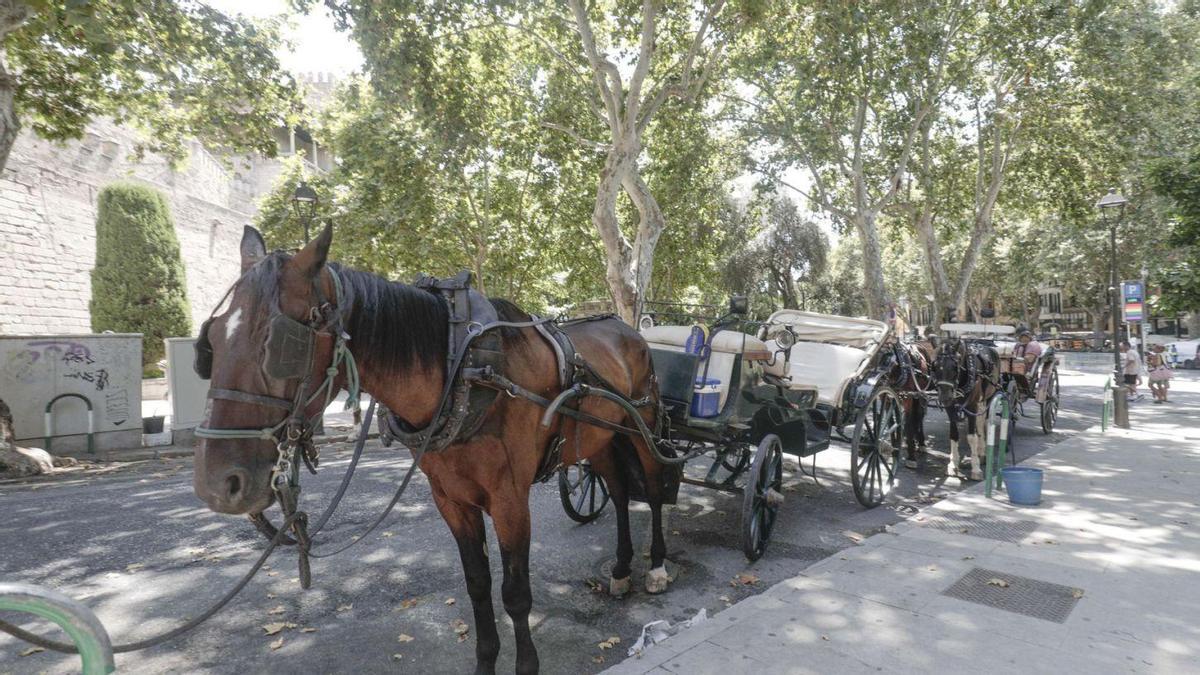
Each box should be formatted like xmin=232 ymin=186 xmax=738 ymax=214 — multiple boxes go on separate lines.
xmin=292 ymin=181 xmax=319 ymax=244
xmin=1097 ymin=188 xmax=1129 ymax=428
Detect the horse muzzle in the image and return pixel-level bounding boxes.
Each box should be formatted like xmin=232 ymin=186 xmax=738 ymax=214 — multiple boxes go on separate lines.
xmin=936 ymin=381 xmax=959 ymax=407
xmin=194 ymin=465 xmax=273 ymax=515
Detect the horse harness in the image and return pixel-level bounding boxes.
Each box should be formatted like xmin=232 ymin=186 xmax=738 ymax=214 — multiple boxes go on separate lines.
xmin=376 ymin=271 xmax=641 ymax=482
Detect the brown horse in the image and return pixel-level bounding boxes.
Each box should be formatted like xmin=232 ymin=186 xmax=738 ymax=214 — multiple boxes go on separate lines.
xmin=193 ymin=225 xmax=671 ymax=674
xmin=931 ymin=337 xmax=1000 ymax=481
xmin=882 ymin=339 xmax=935 ymax=469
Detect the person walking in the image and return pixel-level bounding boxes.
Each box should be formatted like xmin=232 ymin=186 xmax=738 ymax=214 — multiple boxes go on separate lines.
xmin=1147 ymin=350 xmax=1173 ymax=403
xmin=1120 ymin=341 xmax=1143 ymax=402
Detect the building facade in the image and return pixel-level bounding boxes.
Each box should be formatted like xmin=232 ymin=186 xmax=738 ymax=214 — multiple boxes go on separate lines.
xmin=0 ymin=73 xmax=336 ymax=338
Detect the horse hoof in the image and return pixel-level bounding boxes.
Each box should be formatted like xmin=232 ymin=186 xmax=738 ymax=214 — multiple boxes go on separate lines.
xmin=904 ymin=459 xmax=918 ymax=470
xmin=609 ymin=574 xmax=631 ymax=597
xmin=644 ymin=566 xmax=670 ymax=595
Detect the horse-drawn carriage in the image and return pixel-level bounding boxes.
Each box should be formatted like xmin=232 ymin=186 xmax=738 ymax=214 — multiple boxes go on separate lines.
xmin=940 ymin=323 xmax=1060 ymax=435
xmin=559 ymin=300 xmax=903 ymax=560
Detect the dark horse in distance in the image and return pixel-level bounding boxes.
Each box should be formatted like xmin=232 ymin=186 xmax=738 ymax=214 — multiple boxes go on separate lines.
xmin=931 ymin=336 xmax=1000 ymax=480
xmin=192 ymin=225 xmax=672 ymax=674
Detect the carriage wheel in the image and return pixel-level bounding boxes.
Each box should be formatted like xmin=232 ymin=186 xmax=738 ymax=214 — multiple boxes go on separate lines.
xmin=850 ymin=386 xmax=902 ymax=508
xmin=1040 ymin=369 xmax=1060 ymax=434
xmin=741 ymin=434 xmax=783 ymax=561
xmin=558 ymin=461 xmax=610 ymax=524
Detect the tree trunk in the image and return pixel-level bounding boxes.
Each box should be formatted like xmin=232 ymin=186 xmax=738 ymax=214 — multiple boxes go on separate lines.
xmin=912 ymin=208 xmax=953 ymax=321
xmin=855 ymin=213 xmax=890 ymax=320
xmin=588 ymin=144 xmax=643 ymax=324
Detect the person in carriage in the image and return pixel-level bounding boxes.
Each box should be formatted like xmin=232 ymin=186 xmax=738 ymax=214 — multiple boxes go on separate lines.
xmin=1012 ymin=329 xmax=1044 ymax=393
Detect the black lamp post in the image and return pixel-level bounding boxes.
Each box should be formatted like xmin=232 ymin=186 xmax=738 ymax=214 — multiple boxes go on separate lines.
xmin=1096 ymin=187 xmax=1129 ymax=428
xmin=292 ymin=181 xmax=319 ymax=243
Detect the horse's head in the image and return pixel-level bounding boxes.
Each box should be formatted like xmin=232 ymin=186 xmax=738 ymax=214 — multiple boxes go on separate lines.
xmin=193 ymin=224 xmax=342 ymax=515
xmin=933 ymin=338 xmax=965 ymax=408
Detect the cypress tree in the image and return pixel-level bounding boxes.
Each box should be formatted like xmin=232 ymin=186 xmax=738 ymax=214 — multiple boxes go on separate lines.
xmin=90 ymin=183 xmax=191 ymax=372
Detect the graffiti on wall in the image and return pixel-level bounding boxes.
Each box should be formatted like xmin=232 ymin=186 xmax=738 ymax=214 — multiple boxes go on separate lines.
xmin=0 ymin=335 xmax=141 ymax=440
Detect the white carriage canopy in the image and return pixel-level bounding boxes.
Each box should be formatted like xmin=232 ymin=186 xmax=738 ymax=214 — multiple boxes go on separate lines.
xmin=766 ymin=310 xmax=890 ymax=407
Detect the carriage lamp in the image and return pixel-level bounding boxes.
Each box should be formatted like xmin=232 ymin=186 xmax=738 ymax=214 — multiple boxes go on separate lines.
xmin=292 ymin=181 xmax=320 ymax=243
xmin=1096 ymin=188 xmax=1129 ymax=428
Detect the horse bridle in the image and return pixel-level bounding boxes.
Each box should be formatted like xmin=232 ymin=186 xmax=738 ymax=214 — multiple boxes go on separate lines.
xmin=193 ymin=263 xmax=361 ymax=585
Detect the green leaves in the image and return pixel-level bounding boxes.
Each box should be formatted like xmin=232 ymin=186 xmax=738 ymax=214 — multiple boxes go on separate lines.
xmin=8 ymin=0 xmax=300 ymax=165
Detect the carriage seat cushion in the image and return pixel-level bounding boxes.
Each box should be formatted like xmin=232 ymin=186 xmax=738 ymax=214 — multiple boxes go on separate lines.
xmin=640 ymin=326 xmax=771 ymax=361
xmin=785 ymin=342 xmax=869 ymax=406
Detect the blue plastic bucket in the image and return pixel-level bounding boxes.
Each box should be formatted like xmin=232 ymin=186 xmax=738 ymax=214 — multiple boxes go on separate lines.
xmin=1001 ymin=467 xmax=1044 ymax=505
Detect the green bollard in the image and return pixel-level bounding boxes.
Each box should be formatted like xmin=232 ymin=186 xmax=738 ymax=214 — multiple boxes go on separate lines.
xmin=984 ymin=394 xmax=1011 ymax=499
xmin=0 ymin=583 xmax=114 ymax=674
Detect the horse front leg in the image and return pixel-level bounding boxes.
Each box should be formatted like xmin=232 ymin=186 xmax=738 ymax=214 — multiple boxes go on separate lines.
xmin=966 ymin=409 xmax=984 ymax=481
xmin=946 ymin=409 xmax=961 ymax=478
xmin=902 ymin=399 xmax=919 ymax=468
xmin=491 ymin=499 xmax=539 ymax=675
xmin=434 ymin=494 xmax=500 ymax=674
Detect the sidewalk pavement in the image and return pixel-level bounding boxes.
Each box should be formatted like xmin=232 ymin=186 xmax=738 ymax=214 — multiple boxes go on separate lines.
xmin=606 ymin=375 xmax=1200 ymax=675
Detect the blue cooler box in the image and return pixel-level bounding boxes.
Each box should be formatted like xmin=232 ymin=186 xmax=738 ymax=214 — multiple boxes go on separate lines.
xmin=690 ymin=377 xmax=723 ymax=418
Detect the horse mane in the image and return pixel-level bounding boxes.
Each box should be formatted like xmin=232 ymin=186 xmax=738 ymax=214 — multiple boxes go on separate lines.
xmin=329 ymin=263 xmax=449 ymax=373
xmin=488 ymin=297 xmax=534 ymax=344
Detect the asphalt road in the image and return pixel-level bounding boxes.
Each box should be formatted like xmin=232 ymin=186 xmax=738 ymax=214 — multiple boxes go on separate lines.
xmin=0 ymin=372 xmax=1106 ymax=674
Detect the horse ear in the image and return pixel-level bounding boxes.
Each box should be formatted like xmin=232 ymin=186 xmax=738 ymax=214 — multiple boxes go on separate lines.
xmin=293 ymin=221 xmax=333 ymax=278
xmin=241 ymin=226 xmax=267 ymax=271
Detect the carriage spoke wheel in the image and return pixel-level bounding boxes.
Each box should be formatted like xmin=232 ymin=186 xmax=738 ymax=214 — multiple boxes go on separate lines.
xmin=1040 ymin=370 xmax=1060 ymax=434
xmin=558 ymin=461 xmax=610 ymax=524
xmin=741 ymin=434 xmax=784 ymax=561
xmin=851 ymin=386 xmax=902 ymax=508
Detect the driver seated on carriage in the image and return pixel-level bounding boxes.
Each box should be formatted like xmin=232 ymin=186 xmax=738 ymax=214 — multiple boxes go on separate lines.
xmin=1012 ymin=329 xmax=1044 ymax=393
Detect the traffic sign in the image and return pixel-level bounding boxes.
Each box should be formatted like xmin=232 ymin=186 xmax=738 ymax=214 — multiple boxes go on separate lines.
xmin=1122 ymin=280 xmax=1144 ymax=322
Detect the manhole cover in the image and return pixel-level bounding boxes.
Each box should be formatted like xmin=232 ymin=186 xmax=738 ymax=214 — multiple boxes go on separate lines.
xmin=943 ymin=567 xmax=1083 ymax=623
xmin=918 ymin=512 xmax=1038 ymax=543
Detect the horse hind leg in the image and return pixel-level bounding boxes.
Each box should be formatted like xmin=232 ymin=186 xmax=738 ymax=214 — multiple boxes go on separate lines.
xmin=902 ymin=399 xmax=919 ymax=469
xmin=617 ymin=434 xmax=671 ymax=594
xmin=587 ymin=450 xmax=634 ymax=597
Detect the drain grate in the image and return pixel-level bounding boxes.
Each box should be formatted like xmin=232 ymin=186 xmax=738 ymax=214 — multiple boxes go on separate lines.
xmin=943 ymin=567 xmax=1083 ymax=623
xmin=917 ymin=511 xmax=1038 ymax=543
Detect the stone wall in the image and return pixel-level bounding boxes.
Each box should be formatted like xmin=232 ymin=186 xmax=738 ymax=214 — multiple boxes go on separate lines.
xmin=0 ymin=119 xmax=258 ymax=337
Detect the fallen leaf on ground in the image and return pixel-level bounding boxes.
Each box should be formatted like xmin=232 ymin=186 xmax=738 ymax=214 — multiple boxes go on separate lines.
xmin=820 ymin=635 xmax=829 ymax=641
xmin=592 ymin=656 xmax=605 ymax=664
xmin=393 ymin=654 xmax=403 ymax=661
xmin=300 ymin=627 xmax=317 ymax=633
xmin=266 ymin=593 xmax=277 ymax=599
xmin=962 ymin=555 xmax=975 ymax=560
xmin=959 ymin=528 xmax=970 ymax=534
xmin=671 ymin=530 xmax=681 ymax=536
xmin=843 ymin=530 xmax=865 ymax=543
xmin=266 ymin=571 xmax=280 ymax=577
xmin=986 ymin=578 xmax=1010 ymax=588
xmin=262 ymin=564 xmax=272 ymax=570
xmin=598 ymin=636 xmax=621 ymax=649
xmin=269 ymin=638 xmax=284 ymax=651
xmin=444 ymin=597 xmax=456 ymax=605
xmin=927 ymin=566 xmax=937 ymax=571
xmin=397 ymin=633 xmax=415 ymax=643
xmin=451 ymin=619 xmax=470 ymax=642
xmin=400 ymin=598 xmax=420 ymax=609
xmin=732 ymin=573 xmax=759 ymax=586
xmin=382 ymin=531 xmax=395 ymax=538
xmin=19 ymin=647 xmax=43 ymax=656
xmin=1043 ymin=539 xmax=1059 ymax=545
xmin=125 ymin=563 xmax=145 ymax=572
xmin=1072 ymin=589 xmax=1085 ymax=599
xmin=585 ymin=578 xmax=604 ymax=593
xmin=336 ymin=604 xmax=353 ymax=612
xmin=267 ymin=605 xmax=286 ymax=615
xmin=262 ymin=623 xmax=287 ymax=636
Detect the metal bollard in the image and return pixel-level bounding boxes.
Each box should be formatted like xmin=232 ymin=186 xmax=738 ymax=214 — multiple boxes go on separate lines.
xmin=1102 ymin=377 xmax=1112 ymax=433
xmin=984 ymin=394 xmax=1011 ymax=498
xmin=0 ymin=583 xmax=114 ymax=674
xmin=44 ymin=394 xmax=95 ymax=455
